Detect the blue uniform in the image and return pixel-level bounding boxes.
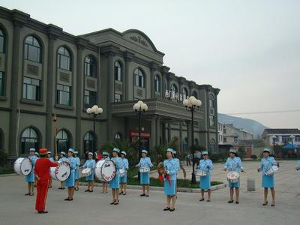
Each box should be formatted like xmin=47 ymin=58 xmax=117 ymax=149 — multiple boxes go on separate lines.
xmin=119 ymin=158 xmax=129 ymax=184
xmin=138 ymin=157 xmax=153 ymax=185
xmin=197 ymin=159 xmax=214 ymax=190
xmin=75 ymin=157 xmax=80 ymax=180
xmin=297 ymin=161 xmax=300 ymax=169
xmin=49 ymin=157 xmax=54 ymax=162
xmin=59 ymin=156 xmax=68 ymax=163
xmin=261 ymin=156 xmax=277 ymax=188
xmin=25 ymin=155 xmax=38 ymax=183
xmin=109 ymin=156 xmax=122 ymax=189
xmin=65 ymin=157 xmax=76 ymax=187
xmin=224 ymin=157 xmax=243 ymax=188
xmin=83 ymin=159 xmax=96 ymax=181
xmin=163 ymin=158 xmax=179 ymax=196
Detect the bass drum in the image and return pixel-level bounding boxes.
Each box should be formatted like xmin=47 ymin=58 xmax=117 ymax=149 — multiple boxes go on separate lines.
xmin=50 ymin=162 xmax=70 ymax=181
xmin=14 ymin=157 xmax=32 ymax=176
xmin=95 ymin=160 xmax=116 ymax=182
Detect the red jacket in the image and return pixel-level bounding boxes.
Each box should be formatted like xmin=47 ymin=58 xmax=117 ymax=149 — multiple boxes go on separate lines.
xmin=34 ymin=158 xmax=58 ymax=181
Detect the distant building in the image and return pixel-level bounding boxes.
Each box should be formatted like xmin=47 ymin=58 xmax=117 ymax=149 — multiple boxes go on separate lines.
xmin=262 ymin=129 xmax=300 ymax=147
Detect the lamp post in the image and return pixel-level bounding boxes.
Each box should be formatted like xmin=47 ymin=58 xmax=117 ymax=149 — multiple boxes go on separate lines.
xmin=133 ymin=100 xmax=148 ymax=179
xmin=183 ymin=96 xmax=202 ymax=184
xmin=86 ymin=105 xmax=103 ymax=153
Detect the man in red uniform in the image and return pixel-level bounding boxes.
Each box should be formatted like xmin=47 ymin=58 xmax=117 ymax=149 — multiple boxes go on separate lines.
xmin=34 ymin=148 xmax=58 ymax=214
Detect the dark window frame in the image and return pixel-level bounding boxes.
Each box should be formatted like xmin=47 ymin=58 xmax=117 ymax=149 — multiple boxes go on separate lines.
xmin=57 ymin=47 xmax=71 ymax=71
xmin=22 ymin=77 xmax=41 ymax=101
xmin=0 ymin=29 xmax=5 ymax=53
xmin=134 ymin=68 xmax=145 ymax=88
xmin=24 ymin=36 xmax=42 ymax=63
xmin=154 ymin=75 xmax=160 ymax=92
xmin=56 ymin=84 xmax=71 ymax=106
xmin=84 ymin=89 xmax=97 ymax=108
xmin=20 ymin=127 xmax=40 ymax=155
xmin=114 ymin=61 xmax=122 ymax=81
xmin=0 ymin=71 xmax=4 ymax=96
xmin=84 ymin=56 xmax=97 ymax=77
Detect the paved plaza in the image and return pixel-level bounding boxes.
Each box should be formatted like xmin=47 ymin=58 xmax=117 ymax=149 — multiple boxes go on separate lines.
xmin=0 ymin=161 xmax=299 ymax=225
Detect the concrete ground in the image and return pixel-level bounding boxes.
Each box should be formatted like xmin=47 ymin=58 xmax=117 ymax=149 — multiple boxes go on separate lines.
xmin=0 ymin=161 xmax=299 ymax=225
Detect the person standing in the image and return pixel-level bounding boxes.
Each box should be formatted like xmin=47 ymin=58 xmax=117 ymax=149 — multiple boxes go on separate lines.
xmin=136 ymin=150 xmax=153 ymax=197
xmin=58 ymin=151 xmax=67 ymax=190
xmin=25 ymin=148 xmax=38 ymax=196
xmin=224 ymin=148 xmax=244 ymax=204
xmin=64 ymin=148 xmax=76 ymax=201
xmin=82 ymin=152 xmax=96 ymax=192
xmin=34 ymin=148 xmax=58 ymax=214
xmin=47 ymin=151 xmax=54 ymax=188
xmin=258 ymin=148 xmax=277 ymax=206
xmin=109 ymin=148 xmax=122 ymax=205
xmin=197 ymin=151 xmax=214 ymax=202
xmin=101 ymin=152 xmax=110 ymax=193
xmin=186 ymin=153 xmax=191 ymax=166
xmin=119 ymin=151 xmax=129 ymax=195
xmin=74 ymin=151 xmax=80 ymax=191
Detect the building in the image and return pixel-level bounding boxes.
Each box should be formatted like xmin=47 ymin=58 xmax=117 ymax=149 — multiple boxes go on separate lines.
xmin=218 ymin=123 xmax=253 ymax=146
xmin=0 ymin=7 xmax=220 ymax=160
xmin=262 ymin=129 xmax=300 ymax=147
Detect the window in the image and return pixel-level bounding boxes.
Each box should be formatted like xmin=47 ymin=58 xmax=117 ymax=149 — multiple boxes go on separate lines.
xmin=134 ymin=68 xmax=144 ymax=88
xmin=24 ymin=36 xmax=41 ymax=63
xmin=192 ymin=91 xmax=198 ymax=99
xmin=182 ymin=88 xmax=188 ymax=100
xmin=22 ymin=77 xmax=41 ymax=101
xmin=56 ymin=130 xmax=71 ymax=153
xmin=0 ymin=29 xmax=5 ymax=53
xmin=57 ymin=47 xmax=71 ymax=71
xmin=0 ymin=129 xmax=3 ymax=151
xmin=209 ymin=99 xmax=214 ymax=108
xmin=84 ymin=132 xmax=96 ymax=153
xmin=21 ymin=127 xmax=39 ymax=154
xmin=84 ymin=90 xmax=96 ymax=108
xmin=234 ymin=137 xmax=238 ymax=143
xmin=170 ymin=84 xmax=178 ymax=99
xmin=295 ymin=136 xmax=300 ymax=142
xmin=223 ymin=137 xmax=227 ymax=143
xmin=0 ymin=71 xmax=4 ymax=96
xmin=282 ymin=136 xmax=290 ymax=143
xmin=114 ymin=133 xmax=122 ymax=141
xmin=114 ymin=93 xmax=122 ymax=102
xmin=154 ymin=75 xmax=160 ymax=92
xmin=57 ymin=84 xmax=71 ymax=105
xmin=84 ymin=56 xmax=96 ymax=77
xmin=114 ymin=61 xmax=122 ymax=81
xmin=209 ymin=115 xmax=215 ymax=127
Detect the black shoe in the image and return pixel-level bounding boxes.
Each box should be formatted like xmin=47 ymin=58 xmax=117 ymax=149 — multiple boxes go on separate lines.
xmin=64 ymin=198 xmax=70 ymax=201
xmin=140 ymin=194 xmax=146 ymax=197
xmin=145 ymin=194 xmax=149 ymax=197
xmin=123 ymin=192 xmax=126 ymax=195
xmin=163 ymin=207 xmax=170 ymax=211
xmin=228 ymin=200 xmax=234 ymax=203
xmin=263 ymin=201 xmax=268 ymax=206
xmin=170 ymin=208 xmax=175 ymax=212
xmin=207 ymin=200 xmax=211 ymax=202
xmin=199 ymin=198 xmax=204 ymax=201
xmin=89 ymin=190 xmax=93 ymax=192
xmin=235 ymin=201 xmax=239 ymax=204
xmin=85 ymin=190 xmax=90 ymax=192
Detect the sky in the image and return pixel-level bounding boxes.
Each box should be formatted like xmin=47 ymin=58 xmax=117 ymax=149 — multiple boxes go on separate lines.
xmin=1 ymin=0 xmax=300 ymax=129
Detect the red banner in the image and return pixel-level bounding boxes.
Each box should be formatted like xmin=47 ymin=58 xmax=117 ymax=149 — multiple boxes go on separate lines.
xmin=129 ymin=132 xmax=151 ymax=138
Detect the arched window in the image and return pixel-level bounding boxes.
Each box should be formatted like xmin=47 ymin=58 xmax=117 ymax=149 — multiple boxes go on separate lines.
xmin=114 ymin=132 xmax=122 ymax=141
xmin=84 ymin=56 xmax=97 ymax=77
xmin=83 ymin=132 xmax=96 ymax=153
xmin=182 ymin=88 xmax=188 ymax=100
xmin=56 ymin=129 xmax=71 ymax=153
xmin=134 ymin=68 xmax=144 ymax=88
xmin=21 ymin=127 xmax=40 ymax=155
xmin=114 ymin=61 xmax=122 ymax=81
xmin=57 ymin=47 xmax=71 ymax=71
xmin=24 ymin=36 xmax=41 ymax=63
xmin=0 ymin=29 xmax=5 ymax=53
xmin=170 ymin=84 xmax=178 ymax=99
xmin=0 ymin=128 xmax=4 ymax=151
xmin=192 ymin=91 xmax=198 ymax=99
xmin=154 ymin=75 xmax=160 ymax=92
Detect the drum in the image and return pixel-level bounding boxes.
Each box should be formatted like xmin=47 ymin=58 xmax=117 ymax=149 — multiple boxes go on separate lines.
xmin=14 ymin=157 xmax=32 ymax=175
xmin=95 ymin=160 xmax=116 ymax=182
xmin=265 ymin=165 xmax=279 ymax=176
xmin=50 ymin=162 xmax=70 ymax=181
xmin=227 ymin=171 xmax=240 ymax=183
xmin=139 ymin=167 xmax=150 ymax=173
xmin=82 ymin=168 xmax=92 ymax=177
xmin=119 ymin=168 xmax=125 ymax=177
xmin=195 ymin=170 xmax=207 ymax=177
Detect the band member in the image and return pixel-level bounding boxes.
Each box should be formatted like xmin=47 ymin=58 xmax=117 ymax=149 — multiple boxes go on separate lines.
xmin=258 ymin=148 xmax=277 ymax=206
xmin=74 ymin=151 xmax=80 ymax=191
xmin=109 ymin=148 xmax=122 ymax=205
xmin=197 ymin=151 xmax=214 ymax=202
xmin=101 ymin=151 xmax=110 ymax=193
xmin=163 ymin=148 xmax=179 ymax=212
xmin=119 ymin=151 xmax=129 ymax=195
xmin=58 ymin=151 xmax=67 ymax=190
xmin=64 ymin=148 xmax=76 ymax=201
xmin=25 ymin=148 xmax=38 ymax=196
xmin=34 ymin=148 xmax=58 ymax=214
xmin=296 ymin=160 xmax=300 ymax=170
xmin=82 ymin=152 xmax=96 ymax=192
xmin=47 ymin=151 xmax=54 ymax=188
xmin=136 ymin=149 xmax=153 ymax=197
xmin=224 ymin=148 xmax=244 ymax=204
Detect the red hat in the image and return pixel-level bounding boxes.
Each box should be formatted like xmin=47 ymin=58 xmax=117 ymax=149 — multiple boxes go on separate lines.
xmin=39 ymin=148 xmax=48 ymax=155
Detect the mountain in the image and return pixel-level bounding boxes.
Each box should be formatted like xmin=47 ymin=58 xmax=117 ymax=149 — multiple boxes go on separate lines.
xmin=218 ymin=113 xmax=267 ymax=138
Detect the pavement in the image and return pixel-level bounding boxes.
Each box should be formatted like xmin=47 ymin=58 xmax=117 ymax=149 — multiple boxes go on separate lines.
xmin=0 ymin=161 xmax=299 ymax=225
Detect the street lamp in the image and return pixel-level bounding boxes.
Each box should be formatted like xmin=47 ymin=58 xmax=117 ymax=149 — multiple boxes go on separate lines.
xmin=86 ymin=105 xmax=103 ymax=153
xmin=133 ymin=100 xmax=148 ymax=178
xmin=183 ymin=96 xmax=202 ymax=184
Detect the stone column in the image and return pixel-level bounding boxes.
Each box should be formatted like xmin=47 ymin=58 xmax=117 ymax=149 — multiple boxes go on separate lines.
xmin=150 ymin=116 xmax=157 ymax=149
xmin=179 ymin=121 xmax=183 ymax=152
xmin=187 ymin=120 xmax=192 ymax=150
xmin=124 ymin=51 xmax=134 ymax=101
xmin=168 ymin=122 xmax=172 ymax=144
xmin=156 ymin=116 xmax=161 ymax=145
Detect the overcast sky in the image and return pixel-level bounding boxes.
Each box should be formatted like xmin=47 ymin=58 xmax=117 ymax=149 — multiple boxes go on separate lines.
xmin=1 ymin=0 xmax=300 ymax=129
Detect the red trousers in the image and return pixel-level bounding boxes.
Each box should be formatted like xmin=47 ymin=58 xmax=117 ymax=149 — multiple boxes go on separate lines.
xmin=35 ymin=179 xmax=49 ymax=212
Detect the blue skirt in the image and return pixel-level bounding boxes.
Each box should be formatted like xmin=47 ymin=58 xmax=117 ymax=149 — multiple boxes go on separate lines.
xmin=109 ymin=173 xmax=120 ymax=189
xmin=85 ymin=171 xmax=94 ymax=181
xmin=199 ymin=174 xmax=211 ymax=190
xmin=65 ymin=171 xmax=75 ymax=187
xmin=140 ymin=172 xmax=150 ymax=185
xmin=164 ymin=179 xmax=176 ymax=196
xmin=228 ymin=180 xmax=240 ymax=188
xmin=262 ymin=174 xmax=275 ymax=188
xmin=25 ymin=170 xmax=34 ymax=183
xmin=119 ymin=172 xmax=127 ymax=184
xmin=75 ymin=168 xmax=79 ymax=180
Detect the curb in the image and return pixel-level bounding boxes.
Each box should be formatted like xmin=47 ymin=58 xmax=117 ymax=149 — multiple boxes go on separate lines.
xmin=0 ymin=173 xmax=17 ymax=177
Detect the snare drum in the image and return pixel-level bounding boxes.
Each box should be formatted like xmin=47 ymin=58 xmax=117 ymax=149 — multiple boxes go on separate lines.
xmin=95 ymin=160 xmax=116 ymax=182
xmin=82 ymin=168 xmax=92 ymax=177
xmin=196 ymin=170 xmax=207 ymax=177
xmin=14 ymin=157 xmax=32 ymax=175
xmin=50 ymin=162 xmax=71 ymax=181
xmin=119 ymin=168 xmax=125 ymax=177
xmin=265 ymin=165 xmax=278 ymax=176
xmin=139 ymin=167 xmax=150 ymax=173
xmin=227 ymin=171 xmax=240 ymax=183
